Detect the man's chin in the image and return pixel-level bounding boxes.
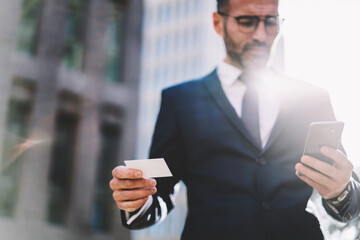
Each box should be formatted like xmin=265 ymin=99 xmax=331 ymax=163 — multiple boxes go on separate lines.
xmin=227 ymin=51 xmax=269 ymax=71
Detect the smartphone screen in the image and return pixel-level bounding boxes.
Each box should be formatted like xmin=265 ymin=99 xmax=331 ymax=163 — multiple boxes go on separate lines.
xmin=303 ymin=121 xmax=344 ymax=165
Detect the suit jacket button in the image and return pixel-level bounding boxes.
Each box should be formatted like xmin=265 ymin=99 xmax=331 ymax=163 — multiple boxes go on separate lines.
xmin=262 ymin=202 xmax=270 ymax=210
xmin=256 ymin=158 xmax=266 ymax=166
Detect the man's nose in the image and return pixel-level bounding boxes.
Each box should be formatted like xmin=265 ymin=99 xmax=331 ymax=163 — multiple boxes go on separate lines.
xmin=252 ymin=21 xmax=267 ymax=42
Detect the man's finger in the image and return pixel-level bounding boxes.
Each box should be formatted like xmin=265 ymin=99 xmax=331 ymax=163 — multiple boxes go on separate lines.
xmin=320 ymin=147 xmax=353 ymax=171
xmin=296 ymin=171 xmax=323 ymax=190
xmin=110 ymin=178 xmax=156 ymax=190
xmin=301 ymin=155 xmax=338 ymax=179
xmin=295 ymin=171 xmax=334 ymax=198
xmin=295 ymin=163 xmax=334 ymax=187
xmin=113 ymin=187 xmax=157 ymax=201
xmin=112 ymin=166 xmax=143 ymax=179
xmin=117 ymin=197 xmax=149 ymax=212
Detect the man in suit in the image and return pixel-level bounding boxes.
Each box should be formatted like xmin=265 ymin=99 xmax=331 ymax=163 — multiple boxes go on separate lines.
xmin=110 ymin=0 xmax=360 ymax=239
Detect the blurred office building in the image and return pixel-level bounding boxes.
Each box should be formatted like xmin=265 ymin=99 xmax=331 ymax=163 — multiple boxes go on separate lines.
xmin=134 ymin=0 xmax=224 ymax=240
xmin=0 ymin=0 xmax=142 ymax=240
xmin=136 ymin=0 xmax=223 ymax=160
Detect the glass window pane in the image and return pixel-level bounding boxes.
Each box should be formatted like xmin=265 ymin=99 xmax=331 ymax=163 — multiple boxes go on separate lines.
xmin=105 ymin=9 xmax=125 ymax=84
xmin=47 ymin=110 xmax=79 ymax=224
xmin=0 ymin=79 xmax=36 ymax=217
xmin=62 ymin=0 xmax=87 ymax=70
xmin=91 ymin=123 xmax=121 ymax=232
xmin=16 ymin=0 xmax=43 ymax=56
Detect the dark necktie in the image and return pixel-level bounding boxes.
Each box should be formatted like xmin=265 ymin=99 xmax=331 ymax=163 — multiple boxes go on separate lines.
xmin=241 ymin=75 xmax=262 ymax=149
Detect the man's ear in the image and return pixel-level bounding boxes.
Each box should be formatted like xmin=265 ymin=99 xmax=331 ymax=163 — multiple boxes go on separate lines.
xmin=213 ymin=12 xmax=225 ymax=37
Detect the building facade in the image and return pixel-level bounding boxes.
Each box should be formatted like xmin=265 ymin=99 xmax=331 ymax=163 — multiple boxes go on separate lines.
xmin=0 ymin=0 xmax=142 ymax=240
xmin=136 ymin=0 xmax=223 ymax=162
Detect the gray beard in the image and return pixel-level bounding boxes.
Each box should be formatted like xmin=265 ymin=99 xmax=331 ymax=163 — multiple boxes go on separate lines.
xmin=223 ymin=24 xmax=270 ymax=72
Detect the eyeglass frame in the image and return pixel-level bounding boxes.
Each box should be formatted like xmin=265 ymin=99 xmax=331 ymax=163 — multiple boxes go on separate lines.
xmin=217 ymin=11 xmax=284 ymax=34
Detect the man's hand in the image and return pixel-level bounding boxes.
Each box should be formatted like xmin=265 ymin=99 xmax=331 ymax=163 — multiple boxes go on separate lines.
xmin=295 ymin=146 xmax=353 ymax=199
xmin=109 ymin=166 xmax=157 ymax=212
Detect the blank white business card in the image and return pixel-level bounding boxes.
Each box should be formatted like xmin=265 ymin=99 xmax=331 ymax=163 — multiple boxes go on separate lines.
xmin=124 ymin=158 xmax=173 ymax=178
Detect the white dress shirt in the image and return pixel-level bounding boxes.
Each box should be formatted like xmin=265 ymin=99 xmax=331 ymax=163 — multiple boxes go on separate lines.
xmin=217 ymin=61 xmax=280 ymax=148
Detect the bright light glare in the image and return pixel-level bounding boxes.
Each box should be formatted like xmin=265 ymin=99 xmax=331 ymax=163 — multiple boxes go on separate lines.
xmin=279 ymin=1 xmax=360 ymax=239
xmin=280 ymin=0 xmax=360 ymax=168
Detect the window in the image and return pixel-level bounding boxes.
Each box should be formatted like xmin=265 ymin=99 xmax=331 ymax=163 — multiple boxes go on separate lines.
xmin=183 ymin=29 xmax=191 ymax=50
xmin=157 ymin=5 xmax=165 ymax=25
xmin=174 ymin=31 xmax=181 ymax=53
xmin=91 ymin=104 xmax=123 ymax=232
xmin=165 ymin=3 xmax=172 ymax=23
xmin=164 ymin=34 xmax=171 ymax=56
xmin=105 ymin=8 xmax=126 ymax=84
xmin=184 ymin=0 xmax=191 ymax=17
xmin=47 ymin=91 xmax=80 ymax=225
xmin=156 ymin=37 xmax=163 ymax=57
xmin=194 ymin=0 xmax=202 ymax=14
xmin=62 ymin=0 xmax=88 ymax=70
xmin=17 ymin=0 xmax=43 ymax=56
xmin=155 ymin=68 xmax=163 ymax=88
xmin=0 ymin=78 xmax=36 ymax=217
xmin=143 ymin=6 xmax=150 ymax=29
xmin=176 ymin=1 xmax=182 ymax=20
xmin=174 ymin=63 xmax=183 ymax=83
xmin=143 ymin=40 xmax=152 ymax=61
xmin=193 ymin=26 xmax=202 ymax=48
xmin=163 ymin=67 xmax=170 ymax=87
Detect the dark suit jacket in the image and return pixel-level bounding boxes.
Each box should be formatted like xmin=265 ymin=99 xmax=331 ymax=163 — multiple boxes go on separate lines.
xmin=121 ymin=69 xmax=360 ymax=240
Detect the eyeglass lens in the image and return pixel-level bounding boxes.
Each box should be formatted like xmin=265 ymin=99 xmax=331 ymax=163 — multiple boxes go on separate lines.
xmin=235 ymin=16 xmax=279 ymax=33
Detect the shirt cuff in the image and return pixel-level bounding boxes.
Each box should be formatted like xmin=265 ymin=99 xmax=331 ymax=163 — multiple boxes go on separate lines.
xmin=325 ymin=182 xmax=352 ymax=213
xmin=125 ymin=196 xmax=153 ymax=225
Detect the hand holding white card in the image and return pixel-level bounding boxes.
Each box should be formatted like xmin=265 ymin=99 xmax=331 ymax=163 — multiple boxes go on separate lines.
xmin=124 ymin=158 xmax=173 ymax=178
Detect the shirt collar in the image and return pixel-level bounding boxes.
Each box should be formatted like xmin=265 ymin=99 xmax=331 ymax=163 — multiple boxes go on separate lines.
xmin=217 ymin=60 xmax=276 ymax=86
xmin=217 ymin=60 xmax=242 ymax=87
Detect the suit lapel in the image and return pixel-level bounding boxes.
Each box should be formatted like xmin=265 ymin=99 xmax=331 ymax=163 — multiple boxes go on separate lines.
xmin=203 ymin=70 xmax=260 ymax=150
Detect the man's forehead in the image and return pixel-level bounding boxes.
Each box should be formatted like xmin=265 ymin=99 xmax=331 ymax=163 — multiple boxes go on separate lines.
xmin=255 ymin=3 xmax=278 ymax=11
xmin=229 ymin=0 xmax=279 ymax=14
xmin=231 ymin=0 xmax=279 ymax=6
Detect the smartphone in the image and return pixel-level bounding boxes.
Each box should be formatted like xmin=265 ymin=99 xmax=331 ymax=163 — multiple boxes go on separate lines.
xmin=303 ymin=121 xmax=344 ymax=165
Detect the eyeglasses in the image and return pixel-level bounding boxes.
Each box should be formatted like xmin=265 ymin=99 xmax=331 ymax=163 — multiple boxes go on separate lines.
xmin=218 ymin=11 xmax=283 ymax=34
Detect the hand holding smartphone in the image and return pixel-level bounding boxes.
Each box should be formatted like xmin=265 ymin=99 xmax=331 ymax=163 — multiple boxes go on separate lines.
xmin=303 ymin=121 xmax=344 ymax=165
